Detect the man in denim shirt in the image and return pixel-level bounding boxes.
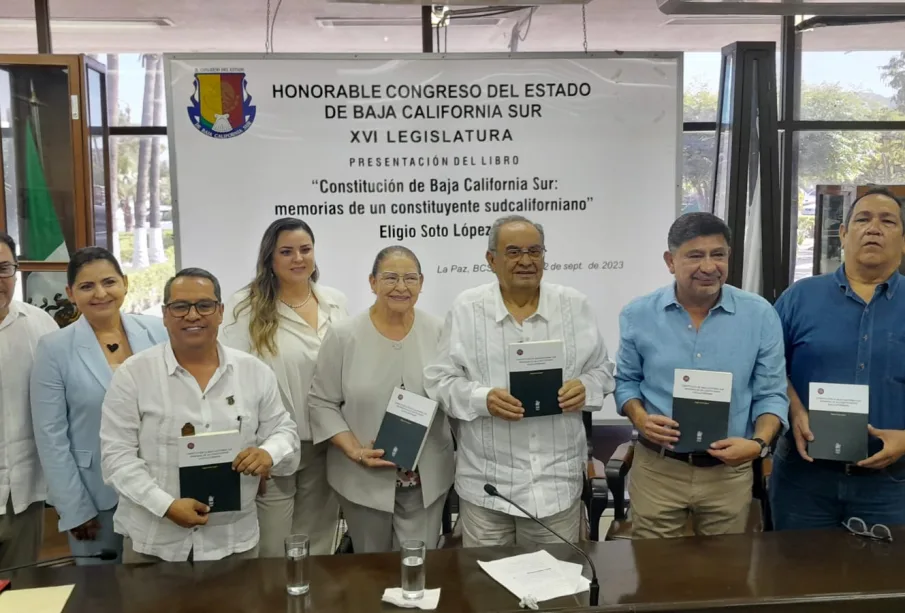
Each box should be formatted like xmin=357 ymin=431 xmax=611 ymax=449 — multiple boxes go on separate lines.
xmin=615 ymin=213 xmax=788 ymax=539
xmin=771 ymin=188 xmax=905 ymax=530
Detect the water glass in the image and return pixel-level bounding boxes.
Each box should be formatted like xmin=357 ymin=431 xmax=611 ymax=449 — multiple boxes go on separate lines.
xmin=285 ymin=534 xmax=310 ymax=595
xmin=400 ymin=539 xmax=426 ymax=600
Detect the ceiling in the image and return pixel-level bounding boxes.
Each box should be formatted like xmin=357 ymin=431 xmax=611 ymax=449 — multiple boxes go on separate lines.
xmin=0 ymin=0 xmax=903 ymax=54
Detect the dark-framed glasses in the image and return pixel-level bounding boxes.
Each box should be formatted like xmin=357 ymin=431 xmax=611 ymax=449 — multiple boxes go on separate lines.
xmin=0 ymin=263 xmax=18 ymax=279
xmin=379 ymin=273 xmax=421 ymax=287
xmin=165 ymin=299 xmax=220 ymax=318
xmin=501 ymin=245 xmax=545 ymax=261
xmin=844 ymin=517 xmax=893 ymax=542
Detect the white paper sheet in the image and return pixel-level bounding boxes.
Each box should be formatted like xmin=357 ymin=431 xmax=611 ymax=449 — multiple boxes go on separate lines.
xmin=0 ymin=584 xmax=75 ymax=613
xmin=478 ymin=550 xmax=590 ymax=603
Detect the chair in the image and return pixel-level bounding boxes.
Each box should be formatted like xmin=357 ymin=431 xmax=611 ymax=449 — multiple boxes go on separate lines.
xmin=603 ymin=432 xmax=772 ymax=540
xmin=604 ymin=432 xmax=638 ymax=540
xmin=582 ymin=411 xmax=610 ymax=541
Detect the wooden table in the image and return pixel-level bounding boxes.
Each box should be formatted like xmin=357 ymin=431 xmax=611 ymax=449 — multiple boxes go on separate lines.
xmin=5 ymin=528 xmax=905 ymax=612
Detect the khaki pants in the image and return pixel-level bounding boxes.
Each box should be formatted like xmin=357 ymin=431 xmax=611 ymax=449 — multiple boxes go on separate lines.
xmin=122 ymin=536 xmax=259 ymax=564
xmin=0 ymin=500 xmax=43 ymax=568
xmin=459 ymin=497 xmax=581 ymax=547
xmin=628 ymin=443 xmax=752 ymax=539
xmin=256 ymin=441 xmax=339 ymax=557
xmin=338 ymin=487 xmax=446 ymax=554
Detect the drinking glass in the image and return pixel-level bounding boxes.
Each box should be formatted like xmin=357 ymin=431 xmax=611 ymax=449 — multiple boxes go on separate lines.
xmin=400 ymin=540 xmax=426 ymax=600
xmin=285 ymin=534 xmax=310 ymax=595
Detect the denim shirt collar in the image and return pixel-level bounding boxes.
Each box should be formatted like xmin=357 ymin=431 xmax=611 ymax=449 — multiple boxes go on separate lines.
xmin=833 ymin=264 xmax=900 ymax=300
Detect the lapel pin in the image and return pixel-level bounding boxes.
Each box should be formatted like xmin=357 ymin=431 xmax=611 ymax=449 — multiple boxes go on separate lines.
xmin=227 ymin=395 xmax=235 ymax=406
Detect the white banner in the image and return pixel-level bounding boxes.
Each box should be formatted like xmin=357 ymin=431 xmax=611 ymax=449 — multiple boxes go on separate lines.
xmin=166 ymin=53 xmax=681 ymax=421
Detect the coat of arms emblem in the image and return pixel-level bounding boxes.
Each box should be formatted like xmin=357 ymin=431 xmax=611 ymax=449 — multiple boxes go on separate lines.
xmin=187 ymin=70 xmax=257 ymax=139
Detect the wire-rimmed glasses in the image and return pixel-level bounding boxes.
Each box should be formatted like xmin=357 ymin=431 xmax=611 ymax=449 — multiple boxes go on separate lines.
xmin=378 ymin=273 xmax=421 ymax=288
xmin=844 ymin=517 xmax=893 ymax=542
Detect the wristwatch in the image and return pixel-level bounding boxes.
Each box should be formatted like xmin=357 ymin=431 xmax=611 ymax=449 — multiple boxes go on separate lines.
xmin=752 ymin=437 xmax=770 ymax=458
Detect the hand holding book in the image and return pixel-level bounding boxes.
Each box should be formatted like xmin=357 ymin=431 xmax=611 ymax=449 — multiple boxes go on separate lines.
xmin=351 ymin=440 xmax=396 ymax=469
xmin=557 ymin=379 xmax=586 ymax=412
xmin=487 ymin=388 xmax=524 ymax=421
xmin=165 ymin=498 xmax=210 ymax=528
xmin=707 ymin=437 xmax=762 ymax=466
xmin=625 ymin=400 xmax=680 ymax=448
xmin=232 ymin=447 xmax=273 ymax=477
xmin=790 ymin=406 xmax=815 ymax=462
xmin=857 ymin=425 xmax=905 ymax=470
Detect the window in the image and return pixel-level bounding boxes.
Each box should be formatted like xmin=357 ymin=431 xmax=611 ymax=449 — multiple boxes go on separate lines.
xmin=685 ymin=53 xmax=722 ymax=122
xmin=110 ymin=135 xmax=174 ymax=314
xmin=99 ymin=54 xmax=167 ymax=128
xmin=683 ymin=131 xmax=716 ymax=214
xmin=800 ymin=46 xmax=905 ymax=122
xmin=792 ymin=130 xmax=905 ymax=281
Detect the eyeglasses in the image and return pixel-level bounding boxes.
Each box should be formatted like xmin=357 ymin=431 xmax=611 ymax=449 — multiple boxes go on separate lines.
xmin=0 ymin=263 xmax=18 ymax=279
xmin=379 ymin=273 xmax=421 ymax=287
xmin=497 ymin=246 xmax=546 ymax=261
xmin=164 ymin=300 xmax=220 ymax=318
xmin=844 ymin=517 xmax=893 ymax=542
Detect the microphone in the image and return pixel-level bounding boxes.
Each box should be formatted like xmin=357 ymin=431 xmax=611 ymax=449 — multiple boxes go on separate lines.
xmin=0 ymin=549 xmax=118 ymax=574
xmin=483 ymin=483 xmax=599 ymax=607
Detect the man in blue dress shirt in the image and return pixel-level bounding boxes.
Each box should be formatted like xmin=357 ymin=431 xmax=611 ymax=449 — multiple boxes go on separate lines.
xmin=770 ymin=188 xmax=905 ymax=530
xmin=615 ymin=212 xmax=788 ymax=539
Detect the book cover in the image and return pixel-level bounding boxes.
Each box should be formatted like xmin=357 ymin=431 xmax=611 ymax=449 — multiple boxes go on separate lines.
xmin=508 ymin=340 xmax=564 ymax=418
xmin=808 ymin=382 xmax=869 ymax=463
xmin=373 ymin=387 xmax=438 ymax=471
xmin=178 ymin=430 xmax=241 ymax=513
xmin=672 ymin=369 xmax=732 ymax=453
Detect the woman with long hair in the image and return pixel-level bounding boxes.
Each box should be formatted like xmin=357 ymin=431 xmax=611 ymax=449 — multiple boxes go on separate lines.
xmin=220 ymin=218 xmax=347 ymax=557
xmin=30 ymin=247 xmax=168 ymax=564
xmin=308 ymin=246 xmax=454 ymax=552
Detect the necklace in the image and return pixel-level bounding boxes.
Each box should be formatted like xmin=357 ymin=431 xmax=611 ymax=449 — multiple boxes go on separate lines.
xmin=280 ymin=285 xmax=312 ymax=309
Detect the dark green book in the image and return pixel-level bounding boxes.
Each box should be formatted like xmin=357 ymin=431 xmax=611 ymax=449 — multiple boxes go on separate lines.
xmin=178 ymin=430 xmax=242 ymax=513
xmin=672 ymin=369 xmax=731 ymax=453
xmin=808 ymin=382 xmax=869 ymax=463
xmin=508 ymin=340 xmax=564 ymax=418
xmin=373 ymin=388 xmax=438 ymax=471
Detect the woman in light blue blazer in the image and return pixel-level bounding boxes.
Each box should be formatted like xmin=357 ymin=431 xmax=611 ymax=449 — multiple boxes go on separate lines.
xmin=30 ymin=247 xmax=167 ymax=565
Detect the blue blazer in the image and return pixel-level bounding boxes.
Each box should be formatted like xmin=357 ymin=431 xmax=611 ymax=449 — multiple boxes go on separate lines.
xmin=30 ymin=313 xmax=168 ymax=532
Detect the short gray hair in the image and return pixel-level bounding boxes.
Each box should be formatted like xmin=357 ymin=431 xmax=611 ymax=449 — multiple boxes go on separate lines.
xmin=487 ymin=215 xmax=545 ymax=252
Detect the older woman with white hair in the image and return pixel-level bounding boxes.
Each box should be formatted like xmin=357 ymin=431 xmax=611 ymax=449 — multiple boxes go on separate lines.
xmin=308 ymin=245 xmax=455 ymax=553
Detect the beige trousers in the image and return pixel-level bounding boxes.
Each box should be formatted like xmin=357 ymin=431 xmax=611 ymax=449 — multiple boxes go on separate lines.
xmin=628 ymin=443 xmax=752 ymax=540
xmin=0 ymin=499 xmax=44 ymax=568
xmin=459 ymin=497 xmax=582 ymax=547
xmin=122 ymin=536 xmax=259 ymax=564
xmin=256 ymin=441 xmax=339 ymax=557
xmin=338 ymin=487 xmax=446 ymax=554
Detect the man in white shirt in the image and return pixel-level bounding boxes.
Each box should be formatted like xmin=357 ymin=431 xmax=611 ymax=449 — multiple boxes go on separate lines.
xmin=0 ymin=232 xmax=58 ymax=567
xmin=424 ymin=215 xmax=615 ymax=546
xmin=100 ymin=268 xmax=300 ymax=563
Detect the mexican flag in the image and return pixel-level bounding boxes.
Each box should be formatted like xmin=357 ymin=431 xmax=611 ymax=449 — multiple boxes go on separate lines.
xmin=24 ymin=116 xmax=69 ymax=307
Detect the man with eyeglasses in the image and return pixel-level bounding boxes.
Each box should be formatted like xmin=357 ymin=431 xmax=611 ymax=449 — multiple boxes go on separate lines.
xmin=615 ymin=213 xmax=788 ymax=539
xmin=770 ymin=188 xmax=905 ymax=532
xmin=100 ymin=267 xmax=300 ymax=563
xmin=0 ymin=232 xmax=58 ymax=567
xmin=425 ymin=215 xmax=615 ymax=546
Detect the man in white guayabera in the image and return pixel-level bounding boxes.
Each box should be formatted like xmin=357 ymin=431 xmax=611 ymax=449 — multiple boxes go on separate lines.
xmin=101 ymin=268 xmax=300 ymax=563
xmin=424 ymin=215 xmax=615 ymax=547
